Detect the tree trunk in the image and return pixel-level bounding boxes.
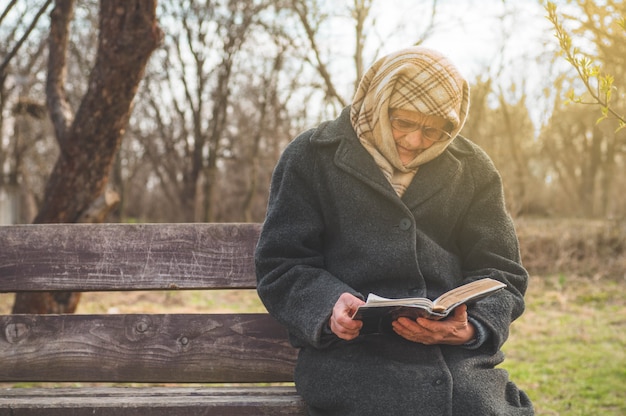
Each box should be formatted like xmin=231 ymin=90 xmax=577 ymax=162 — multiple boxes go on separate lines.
xmin=12 ymin=0 xmax=162 ymax=314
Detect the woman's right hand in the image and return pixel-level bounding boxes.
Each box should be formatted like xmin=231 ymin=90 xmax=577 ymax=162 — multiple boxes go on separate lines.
xmin=329 ymin=293 xmax=365 ymax=340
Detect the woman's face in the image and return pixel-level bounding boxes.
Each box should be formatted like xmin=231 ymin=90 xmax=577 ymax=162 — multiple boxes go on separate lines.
xmin=389 ymin=109 xmax=450 ymax=165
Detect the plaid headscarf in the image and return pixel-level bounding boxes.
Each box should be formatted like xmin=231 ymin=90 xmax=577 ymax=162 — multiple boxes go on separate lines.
xmin=351 ymin=46 xmax=470 ymax=196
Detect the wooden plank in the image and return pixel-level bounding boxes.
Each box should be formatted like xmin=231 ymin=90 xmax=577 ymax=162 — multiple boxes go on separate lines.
xmin=0 ymin=313 xmax=297 ymax=383
xmin=0 ymin=387 xmax=307 ymax=415
xmin=0 ymin=223 xmax=262 ymax=292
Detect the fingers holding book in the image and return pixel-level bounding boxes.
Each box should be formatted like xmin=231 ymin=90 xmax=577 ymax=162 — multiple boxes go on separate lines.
xmin=391 ymin=304 xmax=476 ymax=345
xmin=329 ymin=292 xmax=365 ymax=341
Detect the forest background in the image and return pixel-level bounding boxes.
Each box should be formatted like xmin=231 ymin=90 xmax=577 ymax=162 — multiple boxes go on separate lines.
xmin=0 ymin=0 xmax=625 ymax=415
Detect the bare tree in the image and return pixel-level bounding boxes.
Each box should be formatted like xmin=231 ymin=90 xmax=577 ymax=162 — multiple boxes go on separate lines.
xmin=126 ymin=0 xmax=277 ymax=223
xmin=0 ymin=0 xmax=53 ymax=223
xmin=12 ymin=0 xmax=162 ymax=314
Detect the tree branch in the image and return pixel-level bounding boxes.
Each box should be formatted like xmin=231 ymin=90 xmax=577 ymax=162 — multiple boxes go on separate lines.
xmin=46 ymin=0 xmax=75 ymax=151
xmin=291 ymin=0 xmax=347 ymax=107
xmin=546 ymin=1 xmax=625 ymax=132
xmin=0 ymin=0 xmax=53 ymax=78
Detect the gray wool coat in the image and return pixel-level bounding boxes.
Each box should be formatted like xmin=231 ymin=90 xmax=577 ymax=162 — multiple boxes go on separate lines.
xmin=255 ymin=107 xmax=534 ymax=416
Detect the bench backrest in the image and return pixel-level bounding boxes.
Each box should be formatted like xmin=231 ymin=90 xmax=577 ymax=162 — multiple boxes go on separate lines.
xmin=0 ymin=223 xmax=297 ymax=384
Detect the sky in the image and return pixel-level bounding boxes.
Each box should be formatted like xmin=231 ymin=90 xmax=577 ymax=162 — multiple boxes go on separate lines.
xmin=424 ymin=0 xmax=552 ymax=78
xmin=423 ymin=0 xmax=558 ymax=125
xmin=319 ymin=0 xmax=559 ymax=125
xmin=323 ymin=0 xmax=555 ymax=80
xmin=360 ymin=0 xmax=557 ymax=81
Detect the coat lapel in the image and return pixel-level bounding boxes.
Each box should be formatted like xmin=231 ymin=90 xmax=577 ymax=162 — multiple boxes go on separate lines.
xmin=402 ymin=150 xmax=463 ymax=210
xmin=334 ymin=133 xmax=400 ymax=200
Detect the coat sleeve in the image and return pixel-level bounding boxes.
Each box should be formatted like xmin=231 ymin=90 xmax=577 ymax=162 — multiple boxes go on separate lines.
xmin=456 ymin=148 xmax=529 ymax=354
xmin=255 ymin=133 xmax=360 ymax=349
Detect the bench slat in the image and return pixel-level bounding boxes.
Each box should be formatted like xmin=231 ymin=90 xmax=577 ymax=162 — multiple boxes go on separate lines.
xmin=0 ymin=223 xmax=261 ymax=292
xmin=0 ymin=387 xmax=307 ymax=415
xmin=0 ymin=313 xmax=297 ymax=383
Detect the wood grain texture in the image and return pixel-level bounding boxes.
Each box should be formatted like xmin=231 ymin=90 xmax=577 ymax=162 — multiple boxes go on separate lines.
xmin=0 ymin=387 xmax=307 ymax=415
xmin=0 ymin=223 xmax=307 ymax=414
xmin=0 ymin=313 xmax=297 ymax=383
xmin=0 ymin=223 xmax=261 ymax=292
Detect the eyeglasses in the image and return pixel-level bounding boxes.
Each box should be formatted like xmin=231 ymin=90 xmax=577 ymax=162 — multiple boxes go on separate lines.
xmin=389 ymin=116 xmax=452 ymax=142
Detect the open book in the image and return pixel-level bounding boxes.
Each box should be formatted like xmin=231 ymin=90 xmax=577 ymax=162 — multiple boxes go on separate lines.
xmin=352 ymin=278 xmax=507 ymax=334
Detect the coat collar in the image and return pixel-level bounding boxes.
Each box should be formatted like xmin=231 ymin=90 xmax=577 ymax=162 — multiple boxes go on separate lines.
xmin=311 ymin=107 xmax=396 ymax=198
xmin=309 ymin=107 xmax=470 ymax=210
xmin=401 ymin=151 xmax=462 ymax=210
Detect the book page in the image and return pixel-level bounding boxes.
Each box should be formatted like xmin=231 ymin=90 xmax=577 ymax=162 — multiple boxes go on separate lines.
xmin=431 ymin=278 xmax=506 ymax=312
xmin=361 ymin=293 xmax=434 ymax=309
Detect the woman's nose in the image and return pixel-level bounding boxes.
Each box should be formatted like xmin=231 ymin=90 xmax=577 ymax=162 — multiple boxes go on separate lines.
xmin=404 ymin=129 xmax=426 ymax=145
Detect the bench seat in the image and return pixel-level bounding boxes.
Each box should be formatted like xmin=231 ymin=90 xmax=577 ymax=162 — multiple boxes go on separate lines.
xmin=0 ymin=387 xmax=305 ymax=415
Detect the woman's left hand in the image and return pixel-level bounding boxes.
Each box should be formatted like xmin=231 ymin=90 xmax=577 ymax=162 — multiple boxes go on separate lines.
xmin=391 ymin=304 xmax=476 ymax=345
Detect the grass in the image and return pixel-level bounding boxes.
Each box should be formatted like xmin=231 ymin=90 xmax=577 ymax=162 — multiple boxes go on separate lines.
xmin=1 ymin=275 xmax=624 ymax=415
xmin=501 ymin=275 xmax=626 ymax=415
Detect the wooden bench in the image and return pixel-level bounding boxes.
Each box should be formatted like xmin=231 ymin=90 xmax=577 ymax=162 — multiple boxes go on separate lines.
xmin=0 ymin=223 xmax=307 ymax=415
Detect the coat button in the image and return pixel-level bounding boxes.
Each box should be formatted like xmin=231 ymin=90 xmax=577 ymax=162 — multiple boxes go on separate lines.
xmin=432 ymin=378 xmax=444 ymax=386
xmin=399 ymin=218 xmax=412 ymax=230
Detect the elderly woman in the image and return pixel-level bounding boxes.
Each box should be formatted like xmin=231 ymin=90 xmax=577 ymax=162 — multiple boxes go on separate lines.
xmin=255 ymin=46 xmax=534 ymax=416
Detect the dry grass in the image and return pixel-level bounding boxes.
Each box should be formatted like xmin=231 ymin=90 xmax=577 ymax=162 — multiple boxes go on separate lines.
xmin=516 ymin=218 xmax=626 ymax=280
